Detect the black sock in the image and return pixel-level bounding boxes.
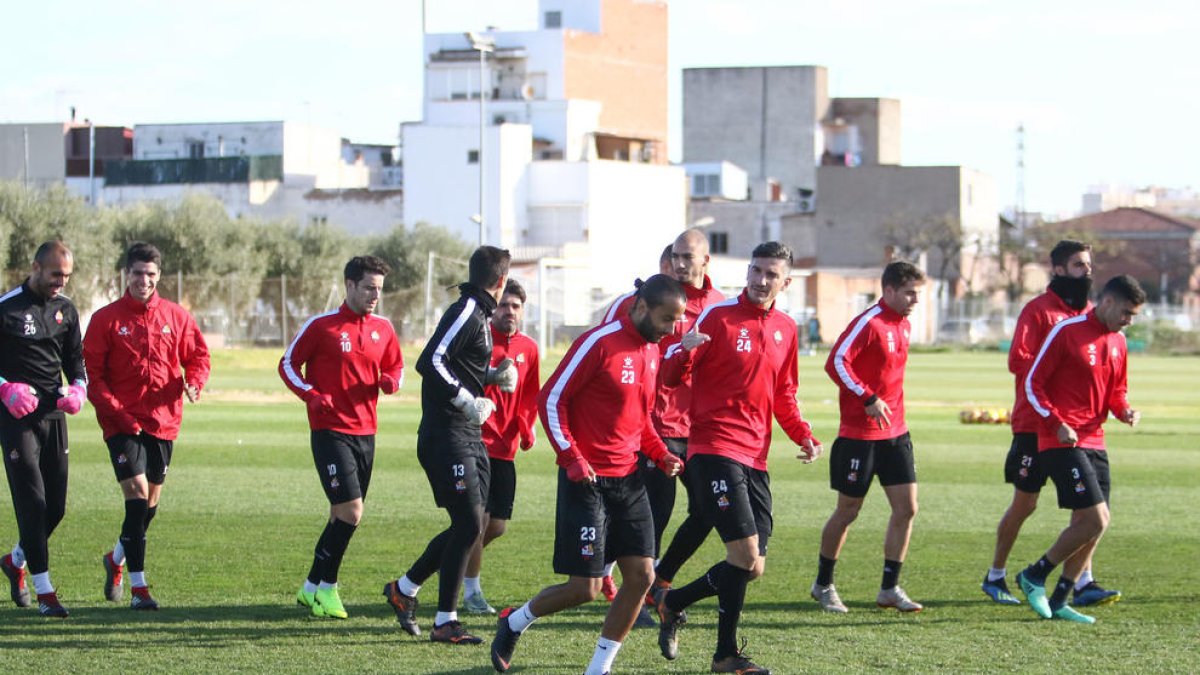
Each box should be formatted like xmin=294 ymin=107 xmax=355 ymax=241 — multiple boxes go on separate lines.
xmin=321 ymin=519 xmax=358 ymax=585
xmin=667 ymin=562 xmax=724 ymax=612
xmin=307 ymin=521 xmax=334 ymax=586
xmin=143 ymin=505 xmax=158 ymax=532
xmin=1024 ymin=555 xmax=1056 ymax=584
xmin=656 ymin=515 xmax=712 ymax=582
xmin=714 ymin=563 xmax=751 ymax=660
xmin=882 ymin=559 xmax=903 ymax=590
xmin=1049 ymin=575 xmax=1074 ymax=610
xmin=817 ymin=554 xmax=837 ymax=587
xmin=121 ymin=498 xmax=149 ymax=573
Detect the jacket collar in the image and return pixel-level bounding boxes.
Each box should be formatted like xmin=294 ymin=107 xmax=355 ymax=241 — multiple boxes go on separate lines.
xmin=684 ymin=275 xmax=716 ymax=301
xmin=876 ymin=300 xmax=905 ymax=322
xmin=490 ymin=322 xmax=518 ymax=343
xmin=459 ymin=283 xmax=498 ymax=315
xmin=118 ymin=289 xmax=161 ymax=313
xmin=737 ymin=289 xmax=776 ymax=316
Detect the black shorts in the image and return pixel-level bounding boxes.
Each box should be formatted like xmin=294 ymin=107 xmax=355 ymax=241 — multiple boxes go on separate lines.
xmin=1 ymin=411 xmax=69 ymax=505
xmin=1042 ymin=447 xmax=1110 ymax=510
xmin=418 ymin=433 xmax=489 ymax=510
xmin=486 ymin=457 xmax=516 ymax=520
xmin=107 ymin=433 xmax=174 ymax=484
xmin=1003 ymin=433 xmax=1046 ymax=492
xmin=688 ymin=454 xmax=772 ymax=556
xmin=829 ymin=433 xmax=916 ymax=498
xmin=553 ymin=469 xmax=655 ymax=577
xmin=311 ymin=430 xmax=375 ymax=504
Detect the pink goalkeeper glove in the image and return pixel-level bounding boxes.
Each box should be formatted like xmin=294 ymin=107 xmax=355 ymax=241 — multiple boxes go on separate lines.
xmin=0 ymin=382 xmax=38 ymax=419
xmin=56 ymin=383 xmax=86 ymax=415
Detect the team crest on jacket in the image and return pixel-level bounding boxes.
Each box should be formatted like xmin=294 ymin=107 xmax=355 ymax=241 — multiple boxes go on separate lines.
xmin=162 ymin=324 xmax=171 ymax=334
xmin=118 ymin=325 xmax=131 ymax=336
xmin=773 ymin=330 xmax=783 ymax=344
xmin=370 ymin=330 xmax=380 ymax=342
xmin=516 ymin=353 xmax=525 ymax=363
xmin=54 ymin=310 xmax=63 ymax=324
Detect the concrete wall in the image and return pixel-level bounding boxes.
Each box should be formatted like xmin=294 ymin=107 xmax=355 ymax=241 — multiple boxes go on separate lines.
xmin=539 ymin=0 xmax=602 ymax=32
xmin=134 ymin=121 xmax=285 ymax=159
xmin=829 ymin=98 xmax=901 ymax=166
xmin=0 ymin=123 xmax=66 ymax=186
xmin=689 ymin=200 xmax=804 ymax=260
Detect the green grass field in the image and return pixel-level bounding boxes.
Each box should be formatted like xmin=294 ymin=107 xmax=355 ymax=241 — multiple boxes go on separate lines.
xmin=1 ymin=348 xmax=1197 ymax=673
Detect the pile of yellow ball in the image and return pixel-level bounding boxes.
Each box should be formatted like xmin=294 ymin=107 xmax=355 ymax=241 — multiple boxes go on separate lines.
xmin=959 ymin=408 xmax=1010 ymax=424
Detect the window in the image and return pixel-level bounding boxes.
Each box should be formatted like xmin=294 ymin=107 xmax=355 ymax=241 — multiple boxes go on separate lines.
xmin=544 ymin=10 xmax=562 ymax=28
xmin=691 ymin=174 xmax=720 ymax=197
xmin=710 ymin=231 xmax=729 ymax=254
xmin=467 ymin=150 xmax=479 ymax=164
xmin=188 ymin=141 xmax=205 ymax=159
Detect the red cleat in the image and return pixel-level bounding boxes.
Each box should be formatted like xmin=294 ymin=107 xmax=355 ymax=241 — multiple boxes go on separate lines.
xmin=600 ymin=575 xmax=617 ymax=602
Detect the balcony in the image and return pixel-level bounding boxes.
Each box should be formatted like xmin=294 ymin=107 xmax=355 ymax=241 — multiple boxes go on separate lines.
xmin=103 ymin=156 xmax=283 ymax=186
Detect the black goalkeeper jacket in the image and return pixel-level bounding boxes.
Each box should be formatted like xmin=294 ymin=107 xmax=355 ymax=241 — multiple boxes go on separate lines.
xmin=416 ymin=283 xmax=497 ymax=436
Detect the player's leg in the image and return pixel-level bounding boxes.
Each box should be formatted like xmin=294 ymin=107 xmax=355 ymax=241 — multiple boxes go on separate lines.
xmin=302 ymin=431 xmax=367 ymax=619
xmin=104 ymin=433 xmax=149 ymax=606
xmin=465 ymin=456 xmax=513 ymax=614
xmin=1 ymin=419 xmax=48 ymax=611
xmin=429 ymin=449 xmax=487 ymax=643
xmin=875 ymin=434 xmax=922 ymax=611
xmin=652 ymin=439 xmax=710 ymax=592
xmin=1072 ymin=450 xmax=1121 ymax=607
xmin=710 ymin=464 xmax=773 ymax=674
xmin=985 ymin=433 xmax=1042 ymax=604
xmin=40 ymin=417 xmax=69 ymax=541
xmin=813 ymin=437 xmax=872 ymax=612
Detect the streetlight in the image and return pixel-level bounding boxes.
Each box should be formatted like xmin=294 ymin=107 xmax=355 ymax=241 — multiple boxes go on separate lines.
xmin=465 ymin=31 xmax=495 ymax=246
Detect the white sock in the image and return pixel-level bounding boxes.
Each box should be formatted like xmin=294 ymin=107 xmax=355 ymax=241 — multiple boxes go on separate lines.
xmin=987 ymin=567 xmax=1006 ymax=582
xmin=602 ymin=562 xmax=615 ymax=577
xmin=130 ymin=571 xmax=147 ymax=589
xmin=318 ymin=581 xmax=335 ymax=591
xmin=32 ymin=572 xmax=54 ymax=595
xmin=112 ymin=541 xmax=126 ymax=566
xmin=11 ymin=545 xmax=25 ymax=568
xmin=435 ymin=610 xmax=457 ymax=626
xmin=397 ymin=575 xmax=420 ymax=597
xmin=464 ymin=576 xmax=482 ymax=595
xmin=1075 ymin=569 xmax=1094 ymax=591
xmin=302 ymin=580 xmax=318 ymax=594
xmin=507 ymin=601 xmax=539 ymax=633
xmin=585 ymin=637 xmax=622 ymax=675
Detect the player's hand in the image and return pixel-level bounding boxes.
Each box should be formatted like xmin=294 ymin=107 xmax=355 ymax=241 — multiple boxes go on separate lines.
xmin=1119 ymin=408 xmax=1140 ymax=427
xmin=379 ymin=373 xmax=400 ymax=395
xmin=656 ymin=453 xmax=684 ymax=477
xmin=520 ymin=429 xmax=536 ymax=451
xmin=486 ymin=358 xmax=518 ymax=393
xmin=185 ymin=383 xmax=202 ymax=403
xmin=865 ymin=398 xmax=892 ymax=429
xmin=451 ymin=389 xmax=496 ymax=425
xmin=303 ymin=389 xmax=336 ymax=416
xmin=0 ymin=382 xmax=38 ymax=419
xmin=796 ymin=437 xmax=823 ymax=463
xmin=55 ymin=383 xmax=86 ymax=415
xmin=561 ymin=455 xmax=597 ymax=483
xmin=680 ymin=331 xmax=710 ymax=352
xmin=1056 ymin=423 xmax=1078 ymax=447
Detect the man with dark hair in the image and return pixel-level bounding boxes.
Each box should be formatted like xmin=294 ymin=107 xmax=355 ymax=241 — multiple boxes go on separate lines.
xmin=85 ymin=242 xmax=211 ymax=610
xmin=386 ymin=245 xmax=513 ymax=645
xmin=1015 ymin=275 xmax=1145 ymax=624
xmin=462 ymin=279 xmax=540 ymax=614
xmin=653 ymin=241 xmax=821 ymax=675
xmin=0 ymin=241 xmax=87 ymax=618
xmin=280 ymin=254 xmax=403 ymax=619
xmin=813 ymin=260 xmax=927 ymax=615
xmin=982 ymin=240 xmax=1120 ymax=606
xmin=490 ymin=274 xmax=684 ymax=675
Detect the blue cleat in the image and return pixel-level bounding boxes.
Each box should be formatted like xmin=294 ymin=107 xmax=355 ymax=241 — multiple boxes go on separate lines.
xmin=1016 ymin=571 xmax=1051 ymax=619
xmin=1073 ymin=582 xmax=1121 ymax=607
xmin=981 ymin=576 xmax=1022 ymax=605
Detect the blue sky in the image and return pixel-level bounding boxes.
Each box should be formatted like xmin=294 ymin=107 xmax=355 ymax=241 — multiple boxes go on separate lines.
xmin=3 ymin=0 xmax=1194 ymax=216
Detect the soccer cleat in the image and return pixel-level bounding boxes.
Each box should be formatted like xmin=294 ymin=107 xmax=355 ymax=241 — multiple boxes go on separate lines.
xmin=37 ymin=592 xmax=69 ymax=618
xmin=383 ymin=581 xmax=421 ymax=636
xmin=464 ymin=590 xmax=497 ymax=615
xmin=811 ymin=582 xmax=849 ymax=613
xmin=981 ymin=576 xmax=1022 ymax=605
xmin=1 ymin=553 xmax=30 ymax=608
xmin=654 ymin=586 xmax=686 ymax=660
xmin=130 ymin=587 xmax=159 ymax=611
xmin=1051 ymin=604 xmax=1096 ymax=624
xmin=296 ymin=588 xmax=317 ymax=609
xmin=633 ymin=605 xmax=657 ymax=628
xmin=102 ymin=551 xmax=124 ymax=602
xmin=1073 ymin=582 xmax=1121 ymax=607
xmin=1016 ymin=571 xmax=1051 ymax=619
xmin=315 ymin=586 xmax=348 ymax=619
xmin=877 ymin=586 xmax=923 ymax=612
xmin=430 ymin=620 xmax=483 ymax=645
xmin=600 ymin=574 xmax=617 ymax=602
xmin=491 ymin=607 xmax=523 ymax=672
xmin=711 ymin=646 xmax=771 ymax=674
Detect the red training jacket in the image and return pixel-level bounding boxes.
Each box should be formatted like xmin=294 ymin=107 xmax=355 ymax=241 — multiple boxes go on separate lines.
xmin=279 ymin=303 xmax=403 ymax=434
xmin=84 ymin=291 xmax=211 ymax=441
xmin=482 ymin=325 xmax=541 ymax=461
xmin=539 ymin=315 xmax=669 ymax=477
xmin=1025 ymin=310 xmax=1130 ymax=451
xmin=662 ymin=291 xmax=815 ymax=471
xmin=602 ymin=277 xmax=725 ymax=439
xmin=825 ymin=301 xmax=911 ymax=441
xmin=1008 ymin=290 xmax=1091 ymax=433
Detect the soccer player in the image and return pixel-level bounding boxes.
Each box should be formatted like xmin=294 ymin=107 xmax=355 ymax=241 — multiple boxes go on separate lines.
xmin=1015 ymin=275 xmax=1144 ymax=624
xmin=85 ymin=242 xmax=211 ymax=610
xmin=490 ymin=274 xmax=685 ymax=675
xmin=982 ymin=240 xmax=1119 ymax=606
xmin=653 ymin=242 xmax=822 ymax=675
xmin=280 ymin=255 xmax=403 ymax=619
xmin=813 ymin=260 xmax=926 ymax=614
xmin=0 ymin=241 xmax=87 ymax=618
xmin=462 ymin=279 xmax=540 ymax=615
xmin=385 ymin=246 xmax=513 ymax=645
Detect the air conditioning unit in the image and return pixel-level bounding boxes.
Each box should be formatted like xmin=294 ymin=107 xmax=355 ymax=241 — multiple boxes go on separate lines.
xmin=796 ymin=188 xmax=816 ymax=213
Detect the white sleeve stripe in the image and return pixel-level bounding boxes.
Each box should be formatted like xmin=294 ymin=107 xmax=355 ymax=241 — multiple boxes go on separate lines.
xmin=833 ymin=305 xmax=882 ymax=396
xmin=545 ymin=321 xmax=623 ymax=452
xmin=431 ymin=297 xmax=476 ymax=391
xmin=603 ymin=291 xmax=636 ymax=323
xmin=691 ymin=297 xmax=738 ymax=333
xmin=0 ymin=286 xmax=23 ymax=303
xmin=281 ymin=310 xmax=339 ymax=392
xmin=1025 ymin=314 xmax=1088 ymax=418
